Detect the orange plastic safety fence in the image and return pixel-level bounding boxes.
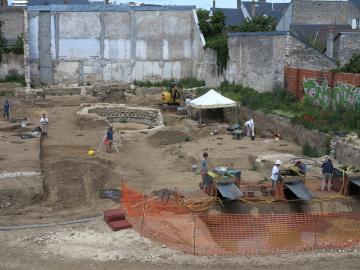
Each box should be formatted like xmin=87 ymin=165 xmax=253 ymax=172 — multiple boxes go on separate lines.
xmin=121 ymin=183 xmax=360 ymax=255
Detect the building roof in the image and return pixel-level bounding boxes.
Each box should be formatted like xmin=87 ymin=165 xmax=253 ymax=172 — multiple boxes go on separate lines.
xmin=218 ymin=8 xmax=246 ymax=26
xmin=350 ymin=0 xmax=360 ymax=10
xmin=291 ymin=24 xmax=352 ymax=52
xmin=27 ymin=4 xmax=196 ymax=11
xmin=242 ymin=1 xmax=290 ymax=22
xmin=28 ymin=0 xmax=89 ymax=5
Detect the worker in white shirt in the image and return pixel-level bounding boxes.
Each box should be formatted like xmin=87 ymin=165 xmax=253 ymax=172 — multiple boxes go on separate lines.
xmin=243 ymin=118 xmax=255 ymax=137
xmin=40 ymin=113 xmax=49 ymax=136
xmin=271 ymin=160 xmax=282 ymax=193
xmin=185 ymin=95 xmax=192 ymax=119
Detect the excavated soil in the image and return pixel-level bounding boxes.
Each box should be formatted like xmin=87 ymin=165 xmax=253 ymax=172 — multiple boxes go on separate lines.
xmin=148 ymin=130 xmax=191 ymax=147
xmin=1 ymin=92 xmax=359 ymax=270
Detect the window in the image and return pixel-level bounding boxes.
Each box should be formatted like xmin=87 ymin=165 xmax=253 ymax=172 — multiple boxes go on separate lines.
xmin=351 ymin=19 xmax=360 ymax=29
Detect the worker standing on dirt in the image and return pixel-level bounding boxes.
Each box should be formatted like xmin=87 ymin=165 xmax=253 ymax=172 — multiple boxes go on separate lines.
xmin=105 ymin=127 xmax=114 ymax=153
xmin=271 ymin=160 xmax=282 ymax=193
xmin=40 ymin=113 xmax=49 ymax=136
xmin=321 ymin=156 xmax=334 ymax=191
xmin=199 ymin=152 xmax=209 ymax=189
xmin=3 ymin=99 xmax=10 ymax=121
xmin=244 ymin=118 xmax=255 ymax=138
xmin=185 ymin=95 xmax=192 ymax=119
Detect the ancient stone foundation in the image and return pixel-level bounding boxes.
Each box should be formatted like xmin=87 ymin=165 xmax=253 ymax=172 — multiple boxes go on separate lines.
xmin=77 ymin=103 xmax=164 ymax=132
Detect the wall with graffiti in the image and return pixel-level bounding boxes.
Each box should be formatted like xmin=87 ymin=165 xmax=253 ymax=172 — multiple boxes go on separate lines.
xmin=303 ymin=80 xmax=360 ymax=110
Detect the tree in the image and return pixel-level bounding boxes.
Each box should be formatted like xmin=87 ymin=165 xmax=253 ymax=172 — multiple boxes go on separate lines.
xmin=197 ymin=9 xmax=228 ymax=74
xmin=0 ymin=21 xmax=7 ymax=62
xmin=228 ymin=15 xmax=277 ymax=33
xmin=338 ymin=54 xmax=360 ymax=74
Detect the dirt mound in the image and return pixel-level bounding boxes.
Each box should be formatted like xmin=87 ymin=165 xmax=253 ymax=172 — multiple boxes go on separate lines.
xmin=148 ymin=130 xmax=191 ymax=146
xmin=43 ymin=159 xmax=118 ymax=209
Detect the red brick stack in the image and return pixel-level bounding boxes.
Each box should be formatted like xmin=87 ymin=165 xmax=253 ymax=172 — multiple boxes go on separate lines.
xmin=104 ymin=209 xmax=132 ymax=231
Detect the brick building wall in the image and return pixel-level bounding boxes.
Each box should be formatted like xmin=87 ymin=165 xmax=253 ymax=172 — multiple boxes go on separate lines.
xmin=284 ymin=66 xmax=360 ymax=99
xmin=334 ymin=32 xmax=360 ymax=66
xmin=292 ymin=0 xmax=350 ymax=25
xmin=0 ymin=7 xmax=24 ymax=44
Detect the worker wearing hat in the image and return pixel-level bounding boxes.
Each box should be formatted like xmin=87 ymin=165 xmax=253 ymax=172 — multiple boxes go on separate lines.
xmin=271 ymin=160 xmax=282 ymax=193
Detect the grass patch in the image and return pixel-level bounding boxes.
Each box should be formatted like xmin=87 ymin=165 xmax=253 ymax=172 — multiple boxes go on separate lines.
xmin=134 ymin=78 xmax=205 ymax=89
xmin=302 ymin=143 xmax=320 ymax=158
xmin=0 ymin=74 xmax=26 ymax=86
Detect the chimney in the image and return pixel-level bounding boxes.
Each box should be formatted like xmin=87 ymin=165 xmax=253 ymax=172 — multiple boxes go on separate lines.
xmin=326 ymin=25 xmax=335 ymax=58
xmin=251 ymin=0 xmax=256 ymax=18
xmin=237 ymin=0 xmax=242 ymax=9
xmin=212 ymin=0 xmax=216 ymax=9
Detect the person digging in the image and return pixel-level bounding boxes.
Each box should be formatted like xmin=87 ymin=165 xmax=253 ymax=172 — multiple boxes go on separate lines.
xmin=40 ymin=113 xmax=49 ymax=136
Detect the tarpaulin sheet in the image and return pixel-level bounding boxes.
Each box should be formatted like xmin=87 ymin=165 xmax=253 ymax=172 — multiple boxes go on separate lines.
xmin=285 ymin=181 xmax=315 ymax=201
xmin=216 ymin=183 xmax=243 ymax=200
xmin=350 ymin=178 xmax=360 ymax=187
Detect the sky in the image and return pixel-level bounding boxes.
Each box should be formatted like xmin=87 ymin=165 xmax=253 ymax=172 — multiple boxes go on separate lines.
xmin=8 ymin=0 xmax=291 ymax=9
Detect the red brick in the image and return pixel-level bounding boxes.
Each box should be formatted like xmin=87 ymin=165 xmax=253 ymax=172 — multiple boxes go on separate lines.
xmin=108 ymin=220 xmax=132 ymax=231
xmin=104 ymin=208 xmax=125 ymax=223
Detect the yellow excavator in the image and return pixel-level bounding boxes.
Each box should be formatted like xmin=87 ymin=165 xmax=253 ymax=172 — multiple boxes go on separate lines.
xmin=161 ymin=82 xmax=183 ymax=106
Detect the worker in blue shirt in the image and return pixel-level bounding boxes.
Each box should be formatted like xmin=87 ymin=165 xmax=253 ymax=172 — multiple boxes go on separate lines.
xmin=105 ymin=127 xmax=113 ymax=153
xmin=321 ymin=156 xmax=334 ymax=191
xmin=3 ymin=99 xmax=10 ymax=120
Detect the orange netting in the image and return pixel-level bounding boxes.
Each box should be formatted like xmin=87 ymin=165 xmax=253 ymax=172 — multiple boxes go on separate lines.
xmin=121 ymin=183 xmax=360 ymax=255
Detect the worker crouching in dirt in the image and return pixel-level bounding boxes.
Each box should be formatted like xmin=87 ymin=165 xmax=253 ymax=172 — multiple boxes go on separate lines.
xmin=244 ymin=118 xmax=255 ymax=140
xmin=271 ymin=160 xmax=282 ymax=194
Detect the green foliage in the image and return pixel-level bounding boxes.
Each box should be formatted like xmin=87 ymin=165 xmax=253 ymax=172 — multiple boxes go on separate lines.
xmin=184 ymin=136 xmax=192 ymax=142
xmin=0 ymin=74 xmax=26 ymax=86
xmin=0 ymin=20 xmax=24 ymax=61
xmin=336 ymin=53 xmax=360 ymax=74
xmin=227 ymin=15 xmax=277 ymax=33
xmin=216 ymin=82 xmax=360 ymax=133
xmin=0 ymin=21 xmax=6 ymax=62
xmin=197 ymin=9 xmax=228 ymax=74
xmin=6 ymin=36 xmax=24 ymax=54
xmin=120 ymin=118 xmax=128 ymax=123
xmin=134 ymin=78 xmax=205 ymax=89
xmin=302 ymin=143 xmax=320 ymax=158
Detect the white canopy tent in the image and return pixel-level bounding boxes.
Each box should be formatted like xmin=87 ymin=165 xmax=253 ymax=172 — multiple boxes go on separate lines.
xmin=188 ymin=89 xmax=238 ymax=124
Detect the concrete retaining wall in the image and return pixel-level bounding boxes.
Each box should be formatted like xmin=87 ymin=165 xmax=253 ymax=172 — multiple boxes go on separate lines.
xmin=0 ymin=53 xmax=24 ymax=79
xmin=28 ymin=6 xmax=203 ymax=85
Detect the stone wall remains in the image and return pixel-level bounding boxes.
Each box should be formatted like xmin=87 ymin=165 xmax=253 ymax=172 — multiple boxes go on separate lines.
xmin=292 ymin=0 xmax=350 ymax=25
xmin=0 ymin=53 xmax=24 ymax=79
xmin=334 ymin=32 xmax=360 ymax=66
xmin=222 ymin=32 xmax=336 ymax=92
xmin=0 ymin=7 xmax=24 ymax=44
xmin=334 ymin=140 xmax=360 ymax=167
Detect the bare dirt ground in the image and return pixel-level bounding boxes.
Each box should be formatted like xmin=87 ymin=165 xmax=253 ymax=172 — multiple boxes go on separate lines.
xmin=1 ymin=90 xmax=359 ymax=269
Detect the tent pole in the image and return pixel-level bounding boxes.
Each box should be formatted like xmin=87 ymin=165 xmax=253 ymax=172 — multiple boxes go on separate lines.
xmin=199 ymin=109 xmax=202 ymax=125
xmin=235 ymin=104 xmax=238 ymax=124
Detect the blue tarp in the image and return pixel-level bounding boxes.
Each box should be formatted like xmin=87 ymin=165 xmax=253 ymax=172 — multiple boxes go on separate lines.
xmin=216 ymin=183 xmax=243 ymax=201
xmin=285 ymin=181 xmax=315 ymax=201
